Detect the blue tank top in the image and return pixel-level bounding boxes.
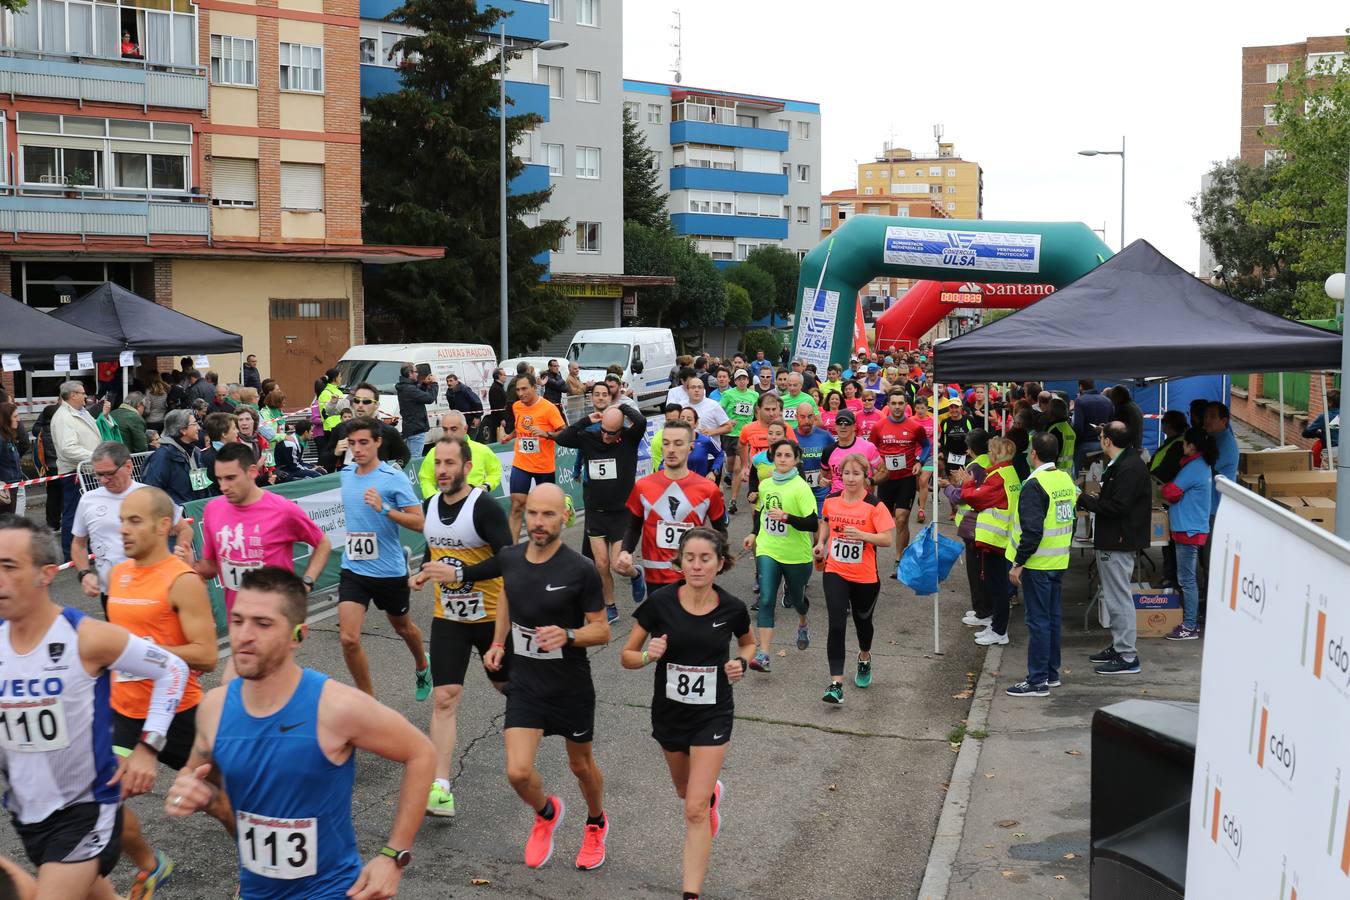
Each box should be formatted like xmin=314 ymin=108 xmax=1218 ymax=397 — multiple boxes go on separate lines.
xmin=214 ymin=668 xmax=361 ymax=899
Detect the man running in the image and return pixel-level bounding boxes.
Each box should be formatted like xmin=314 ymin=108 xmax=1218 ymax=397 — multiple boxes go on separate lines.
xmin=0 ymin=516 xmax=188 ymax=900
xmin=409 ymin=435 xmax=513 ymax=819
xmin=718 ymin=369 xmax=758 ymax=513
xmin=779 ymin=373 xmax=818 ymax=429
xmin=869 ymin=388 xmax=931 ymax=557
xmin=615 ymin=422 xmax=728 ymax=589
xmin=164 ymin=567 xmax=436 ymax=898
xmin=505 ymin=374 xmax=566 ymax=542
xmin=823 ymin=410 xmax=882 ymax=494
xmin=731 ymin=394 xmax=795 ymax=514
xmin=552 ymin=404 xmax=647 ymax=623
xmin=107 ymin=487 xmax=231 ymax=899
xmin=790 ymin=403 xmax=834 ymax=512
xmin=338 ymin=417 xmax=431 ymax=699
xmin=482 ymin=485 xmax=611 ymax=870
xmin=417 ymin=411 xmax=502 ymax=499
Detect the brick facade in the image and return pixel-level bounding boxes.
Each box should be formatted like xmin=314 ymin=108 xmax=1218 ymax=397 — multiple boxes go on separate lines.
xmin=1230 ymin=371 xmax=1337 ymax=449
xmin=1240 ymin=35 xmax=1347 ymax=166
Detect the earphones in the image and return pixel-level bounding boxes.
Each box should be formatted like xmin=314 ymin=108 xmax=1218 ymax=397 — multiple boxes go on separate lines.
xmin=293 ymin=624 xmax=304 ymax=643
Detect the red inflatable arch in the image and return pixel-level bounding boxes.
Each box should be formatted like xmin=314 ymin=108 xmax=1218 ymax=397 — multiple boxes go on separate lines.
xmin=873 ymin=280 xmax=1056 ymax=354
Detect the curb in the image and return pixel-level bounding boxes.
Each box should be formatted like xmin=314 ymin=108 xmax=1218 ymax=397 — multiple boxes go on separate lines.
xmin=916 ymin=640 xmax=1003 ymax=900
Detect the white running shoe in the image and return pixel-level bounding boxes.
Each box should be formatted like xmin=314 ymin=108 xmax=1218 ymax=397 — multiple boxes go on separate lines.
xmin=962 ymin=614 xmax=992 ymax=628
xmin=975 ymin=630 xmax=1009 ymax=646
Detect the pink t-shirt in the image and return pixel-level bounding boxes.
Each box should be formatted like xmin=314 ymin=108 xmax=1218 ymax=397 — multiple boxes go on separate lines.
xmin=201 ymin=490 xmax=326 ymax=610
xmin=825 ymin=437 xmax=883 ymax=494
xmin=856 ymin=409 xmax=882 ymax=442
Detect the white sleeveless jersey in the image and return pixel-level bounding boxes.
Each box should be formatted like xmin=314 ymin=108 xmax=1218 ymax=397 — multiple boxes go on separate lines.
xmin=0 ymin=607 xmax=119 ymax=823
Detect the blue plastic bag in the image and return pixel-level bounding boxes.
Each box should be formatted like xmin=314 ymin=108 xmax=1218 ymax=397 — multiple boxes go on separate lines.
xmin=897 ymin=524 xmax=964 ymax=596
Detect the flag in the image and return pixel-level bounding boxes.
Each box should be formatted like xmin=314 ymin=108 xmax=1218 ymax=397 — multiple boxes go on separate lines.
xmin=853 ymin=297 xmax=870 ymax=357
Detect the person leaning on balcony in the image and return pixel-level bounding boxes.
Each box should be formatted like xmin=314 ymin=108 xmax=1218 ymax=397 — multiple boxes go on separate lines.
xmin=121 ymin=31 xmax=142 ymax=58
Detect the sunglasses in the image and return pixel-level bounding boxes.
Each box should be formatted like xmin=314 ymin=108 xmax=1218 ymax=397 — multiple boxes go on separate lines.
xmin=600 ymin=427 xmax=623 ymax=437
xmin=351 ymin=398 xmax=377 ymax=405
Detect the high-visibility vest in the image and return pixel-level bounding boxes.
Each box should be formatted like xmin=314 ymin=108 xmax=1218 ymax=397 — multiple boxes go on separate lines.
xmin=1149 ymin=436 xmax=1183 ymax=474
xmin=953 ymin=453 xmax=991 ymax=527
xmin=1005 ymin=466 xmax=1077 ymax=570
xmin=319 ymin=383 xmax=345 ymax=431
xmin=974 ymin=466 xmax=1022 ymax=550
xmin=1049 ymin=420 xmax=1076 ymax=473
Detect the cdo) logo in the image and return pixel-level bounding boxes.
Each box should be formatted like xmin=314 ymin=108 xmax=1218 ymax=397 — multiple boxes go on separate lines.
xmin=1304 ymin=595 xmax=1350 ymax=696
xmin=1226 ymin=545 xmax=1267 ymax=618
xmin=1248 ymin=685 xmax=1297 ymax=787
xmin=1202 ymin=770 xmax=1243 ymax=863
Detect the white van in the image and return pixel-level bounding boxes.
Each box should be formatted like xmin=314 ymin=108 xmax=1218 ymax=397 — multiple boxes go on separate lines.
xmin=334 ymin=343 xmax=498 ymax=424
xmin=565 ymin=327 xmax=676 ymax=408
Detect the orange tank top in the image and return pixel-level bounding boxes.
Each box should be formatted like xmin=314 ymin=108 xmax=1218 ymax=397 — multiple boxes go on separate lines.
xmin=106 ymin=555 xmax=203 ymax=718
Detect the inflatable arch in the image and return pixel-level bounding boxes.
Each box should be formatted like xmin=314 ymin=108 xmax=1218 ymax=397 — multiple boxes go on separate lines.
xmin=791 ymin=216 xmax=1112 ymax=368
xmin=873 ymin=279 xmax=1057 ymax=354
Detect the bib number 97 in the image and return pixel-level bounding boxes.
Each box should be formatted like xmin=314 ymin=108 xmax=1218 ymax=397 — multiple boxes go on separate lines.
xmin=656 ymin=522 xmax=691 ymax=550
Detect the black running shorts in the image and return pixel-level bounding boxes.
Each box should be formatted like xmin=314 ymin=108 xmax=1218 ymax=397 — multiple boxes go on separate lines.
xmin=504 ymin=686 xmax=595 ymax=743
xmin=430 ymin=618 xmax=510 ymax=686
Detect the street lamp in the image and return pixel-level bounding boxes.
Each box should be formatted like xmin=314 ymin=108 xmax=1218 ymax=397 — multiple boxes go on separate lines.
xmin=1078 ymin=136 xmax=1126 ymax=251
xmin=500 ymin=25 xmax=569 ymax=361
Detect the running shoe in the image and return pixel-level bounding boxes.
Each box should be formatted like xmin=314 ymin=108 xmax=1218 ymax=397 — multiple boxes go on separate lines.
xmin=709 ymin=780 xmax=723 ymax=838
xmin=1005 ymin=681 xmax=1049 ymax=698
xmin=1047 ymin=677 xmax=1063 ymax=687
xmin=426 ymin=784 xmax=456 ymax=818
xmin=1164 ymin=625 xmax=1201 ymax=641
xmin=917 ymin=507 xmax=927 ymax=522
xmin=631 ymin=576 xmax=646 ymax=605
xmin=524 ymin=796 xmax=565 ymax=868
xmin=1088 ymin=645 xmax=1119 ymax=663
xmin=728 ymin=499 xmax=738 ymax=515
xmin=1095 ymin=656 xmax=1141 ymax=675
xmin=575 ymin=815 xmax=609 ymax=871
xmin=415 ymin=652 xmax=433 ymax=702
xmin=128 ymin=850 xmax=174 ymax=900
xmin=975 ymin=630 xmax=1009 ymax=646
xmin=822 ymin=682 xmax=844 ymax=704
xmin=605 ymin=604 xmax=618 ymax=624
xmin=782 ymin=591 xmax=791 ymax=609
xmin=854 ymin=658 xmax=873 ymax=688
xmin=749 ymin=651 xmax=771 ymax=672
xmin=796 ymin=622 xmax=810 ymax=650
xmin=962 ymin=613 xmax=992 ymax=628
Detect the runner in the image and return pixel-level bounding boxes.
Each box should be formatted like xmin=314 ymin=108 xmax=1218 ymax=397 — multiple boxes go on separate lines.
xmin=869 ymin=388 xmax=931 ymax=563
xmin=551 ymin=403 xmax=646 ymax=623
xmin=505 ymin=374 xmax=566 ymax=542
xmin=718 ymin=369 xmax=757 ymax=514
xmin=814 ymin=454 xmax=895 ymax=704
xmin=778 ymin=373 xmax=818 ymax=429
xmin=409 ymin=435 xmax=514 ymax=819
xmin=0 ymin=516 xmax=188 ymax=900
xmin=913 ymin=397 xmax=936 ymax=523
xmin=106 ymin=487 xmax=231 ymax=899
xmin=417 ymin=411 xmax=502 ymax=500
xmin=620 ymin=528 xmax=753 ymax=900
xmin=482 ymin=485 xmax=612 ymax=870
xmin=789 ymin=404 xmax=833 ymax=512
xmin=731 ymin=394 xmax=795 ymax=513
xmin=71 ymin=441 xmax=191 ymax=610
xmin=743 ymin=440 xmax=817 ymax=672
xmin=679 ymin=376 xmax=732 ymax=441
xmin=678 ymin=408 xmax=726 ymax=482
xmin=615 ymin=421 xmax=728 ymax=590
xmin=164 ymin=566 xmax=436 ymax=899
xmin=337 ymin=417 xmax=431 ymax=699
xmin=822 ymin=410 xmax=882 ymax=494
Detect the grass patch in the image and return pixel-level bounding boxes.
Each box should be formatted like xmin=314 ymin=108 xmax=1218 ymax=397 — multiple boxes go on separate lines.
xmin=968 ymin=728 xmax=990 ymax=740
xmin=947 ymin=723 xmax=967 ymax=745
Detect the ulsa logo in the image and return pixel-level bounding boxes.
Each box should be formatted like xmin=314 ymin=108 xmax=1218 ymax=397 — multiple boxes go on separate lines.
xmin=1202 ymin=769 xmax=1243 ymax=863
xmin=1249 ymin=684 xmax=1297 ymax=788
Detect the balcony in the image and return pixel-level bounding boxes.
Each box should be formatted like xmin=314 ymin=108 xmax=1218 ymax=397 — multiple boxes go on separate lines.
xmin=0 ymin=193 xmax=210 ymax=238
xmin=670 ymin=167 xmax=787 ymax=195
xmin=361 ymin=0 xmax=549 ymax=41
xmin=670 ymin=120 xmax=788 ymax=153
xmin=670 ymin=212 xmax=788 ymax=241
xmin=362 ymin=64 xmax=549 ymax=122
xmin=510 ymin=163 xmax=549 ymax=196
xmin=0 ymin=53 xmax=206 ymax=111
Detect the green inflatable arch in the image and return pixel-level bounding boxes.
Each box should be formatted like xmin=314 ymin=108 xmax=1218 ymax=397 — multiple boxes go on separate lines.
xmin=790 ymin=216 xmax=1113 ymax=367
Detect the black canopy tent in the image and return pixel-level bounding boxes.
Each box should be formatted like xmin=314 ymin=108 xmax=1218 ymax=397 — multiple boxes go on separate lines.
xmin=0 ymin=290 xmax=124 ymax=368
xmin=933 ymin=240 xmax=1343 ymax=384
xmin=49 ymin=282 xmax=243 ymax=357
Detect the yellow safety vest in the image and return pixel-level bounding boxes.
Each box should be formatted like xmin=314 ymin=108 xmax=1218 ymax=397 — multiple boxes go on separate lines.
xmin=1005 ymin=465 xmax=1077 ymax=570
xmin=953 ymin=453 xmax=991 ymax=527
xmin=974 ymin=466 xmax=1022 ymax=550
xmin=1050 ymin=420 xmax=1076 ymax=473
xmin=319 ymin=383 xmax=345 ymax=431
xmin=1149 ymin=436 xmax=1182 ymax=474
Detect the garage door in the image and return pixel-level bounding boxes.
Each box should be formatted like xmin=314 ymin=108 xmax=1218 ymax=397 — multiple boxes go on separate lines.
xmin=539 ymin=297 xmax=619 ymax=356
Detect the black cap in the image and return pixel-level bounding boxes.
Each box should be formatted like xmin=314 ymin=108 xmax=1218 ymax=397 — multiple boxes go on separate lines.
xmin=835 ymin=409 xmax=857 ymax=425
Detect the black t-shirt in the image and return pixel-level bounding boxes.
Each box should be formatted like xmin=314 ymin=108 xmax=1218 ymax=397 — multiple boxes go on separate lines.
xmin=499 ymin=543 xmax=604 ymax=698
xmin=635 ymin=583 xmax=750 ymax=724
xmin=553 ymin=405 xmax=647 ymax=512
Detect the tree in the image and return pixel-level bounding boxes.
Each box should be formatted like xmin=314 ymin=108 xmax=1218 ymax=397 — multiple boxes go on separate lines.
xmin=741 ymin=328 xmax=782 ymax=361
xmin=744 ymin=246 xmax=802 ymax=320
xmin=622 ymin=107 xmax=668 ymax=230
xmin=724 ymin=283 xmax=752 ymax=327
xmin=624 ymin=221 xmax=679 ymax=325
xmin=624 ymin=222 xmax=725 ymax=332
xmin=360 ymin=0 xmax=573 ymax=353
xmin=723 ymin=263 xmax=776 ymax=320
xmin=674 ymin=241 xmax=727 ymax=345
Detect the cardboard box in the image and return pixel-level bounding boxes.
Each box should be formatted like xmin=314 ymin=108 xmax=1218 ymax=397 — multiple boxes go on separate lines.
xmin=1133 ymin=583 xmax=1183 ymax=638
xmin=1074 ymin=510 xmax=1094 ymax=543
xmin=1270 ymin=496 xmax=1306 ymax=512
xmin=1260 ymin=470 xmax=1336 ymax=499
xmin=1295 ymin=496 xmax=1335 ymax=531
xmin=1239 ymin=447 xmax=1312 ymax=476
xmin=1238 ymin=474 xmax=1262 ymax=493
xmin=1149 ymin=508 xmax=1170 ymax=544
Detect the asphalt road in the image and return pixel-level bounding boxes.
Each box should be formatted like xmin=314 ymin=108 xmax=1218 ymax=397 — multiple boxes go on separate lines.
xmin=2 ymin=504 xmax=983 ymax=899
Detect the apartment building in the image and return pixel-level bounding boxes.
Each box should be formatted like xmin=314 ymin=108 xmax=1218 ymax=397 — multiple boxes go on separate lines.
xmin=1240 ymin=35 xmax=1347 ymax=166
xmin=856 ymin=142 xmax=982 ymax=220
xmin=0 ymin=0 xmax=436 ymax=403
xmin=622 ymin=79 xmax=822 ymax=266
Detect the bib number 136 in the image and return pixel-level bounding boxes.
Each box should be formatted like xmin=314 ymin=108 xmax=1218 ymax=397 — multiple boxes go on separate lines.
xmin=237 ymin=812 xmax=317 ymax=880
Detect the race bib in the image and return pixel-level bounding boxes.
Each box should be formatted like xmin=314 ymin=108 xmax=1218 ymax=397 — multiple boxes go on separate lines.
xmin=655 ymin=521 xmax=691 ymax=550
xmin=884 ymin=453 xmax=908 ymax=471
xmin=665 ymin=664 xmax=717 ymax=705
xmin=345 ymin=532 xmax=379 ymax=561
xmin=439 ymin=589 xmax=486 ymax=622
xmin=188 ymin=467 xmax=210 ymax=492
xmin=237 ymin=811 xmax=317 ymax=880
xmin=804 ymin=469 xmax=820 ymax=487
xmin=0 ymin=699 xmax=69 ymax=753
xmin=782 ymin=406 xmax=798 ymax=422
xmin=588 ymin=459 xmax=617 ymax=480
xmin=763 ymin=514 xmax=788 ymax=536
xmin=1054 ymin=500 xmax=1075 ymax=523
xmin=260 ymin=449 xmax=275 ymax=468
xmin=734 ymin=401 xmax=753 ymax=417
xmin=830 ymin=537 xmax=864 ymax=563
xmin=512 ymin=623 xmax=563 ymax=660
xmin=221 ymin=558 xmax=263 ymax=591
xmin=946 ymin=453 xmax=967 ymax=466
xmin=518 ymin=437 xmax=540 ymax=455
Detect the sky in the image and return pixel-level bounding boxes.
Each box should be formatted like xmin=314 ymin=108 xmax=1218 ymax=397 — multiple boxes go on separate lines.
xmin=623 ymin=0 xmax=1347 ymax=273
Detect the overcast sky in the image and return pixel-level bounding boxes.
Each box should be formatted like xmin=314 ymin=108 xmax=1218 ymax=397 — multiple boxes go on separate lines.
xmin=623 ymin=1 xmax=1347 ymax=273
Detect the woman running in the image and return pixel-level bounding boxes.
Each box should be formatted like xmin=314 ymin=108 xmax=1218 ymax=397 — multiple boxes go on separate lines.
xmin=842 ymin=380 xmax=864 ymax=413
xmin=744 ymin=439 xmax=818 ymax=671
xmin=820 ymin=391 xmax=843 ymax=435
xmin=621 ymin=528 xmax=753 ymax=900
xmin=814 ymin=452 xmax=895 ymax=704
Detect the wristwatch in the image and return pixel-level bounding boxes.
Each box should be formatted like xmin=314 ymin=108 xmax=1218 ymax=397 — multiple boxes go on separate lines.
xmin=301 ymin=575 xmax=315 ymax=591
xmin=379 ymin=846 xmax=412 ymax=869
xmin=565 ymin=628 xmax=577 ymax=647
xmin=138 ymin=730 xmax=167 ymax=754
xmin=77 ymin=569 xmax=93 ymax=582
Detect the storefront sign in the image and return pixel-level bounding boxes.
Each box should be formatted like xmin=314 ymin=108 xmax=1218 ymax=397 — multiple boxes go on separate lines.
xmin=563 ymin=284 xmax=623 ymax=298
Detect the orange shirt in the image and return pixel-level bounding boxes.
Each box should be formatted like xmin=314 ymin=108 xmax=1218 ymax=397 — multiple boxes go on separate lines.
xmin=106 ymin=556 xmax=202 ymax=718
xmin=821 ymin=493 xmax=896 ymax=584
xmin=511 ymin=398 xmax=566 ymax=474
xmin=738 ymin=420 xmax=798 ymax=458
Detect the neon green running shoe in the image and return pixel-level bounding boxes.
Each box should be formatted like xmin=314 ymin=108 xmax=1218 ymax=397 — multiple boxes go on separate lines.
xmin=854 ymin=658 xmax=873 ymax=689
xmin=427 ymin=784 xmax=456 ymax=817
xmin=415 ymin=652 xmax=433 ymax=702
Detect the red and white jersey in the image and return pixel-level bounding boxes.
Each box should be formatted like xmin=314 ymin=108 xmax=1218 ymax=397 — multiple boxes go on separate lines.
xmin=870 ymin=415 xmax=930 ymax=480
xmin=625 ymin=470 xmax=727 ymax=584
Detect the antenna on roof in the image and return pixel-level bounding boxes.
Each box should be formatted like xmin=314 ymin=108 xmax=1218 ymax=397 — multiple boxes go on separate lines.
xmin=670 ymin=10 xmax=682 ymax=84
xmin=933 ymin=123 xmax=944 ymax=156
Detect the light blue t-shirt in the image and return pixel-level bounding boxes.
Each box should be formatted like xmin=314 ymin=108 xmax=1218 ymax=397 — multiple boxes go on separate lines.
xmin=340 ymin=461 xmax=419 ymax=578
xmin=1211 ymin=426 xmax=1239 ymax=513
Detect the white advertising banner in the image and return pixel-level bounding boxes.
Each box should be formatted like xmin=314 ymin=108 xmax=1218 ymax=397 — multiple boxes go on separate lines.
xmin=793 ymin=287 xmax=839 ymax=371
xmin=882 ymin=226 xmax=1042 ymax=274
xmin=1186 ymin=479 xmax=1350 ymax=898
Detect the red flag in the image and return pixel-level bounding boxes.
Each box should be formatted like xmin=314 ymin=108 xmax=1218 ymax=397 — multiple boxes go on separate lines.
xmin=853 ymin=297 xmax=870 ymax=357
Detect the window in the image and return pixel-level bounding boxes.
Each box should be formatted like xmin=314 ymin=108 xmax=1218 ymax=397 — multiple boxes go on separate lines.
xmin=672 ymin=98 xmax=734 ymax=124
xmin=736 ymin=114 xmax=758 ymax=128
xmin=735 ymin=193 xmax=780 ymax=218
xmin=863 ymin=186 xmax=873 ymax=195
xmin=896 ymin=205 xmax=909 ymax=216
xmin=947 ymin=168 xmax=956 ymax=177
xmin=928 ymin=166 xmax=941 ymax=176
xmin=796 ymin=164 xmax=810 ymax=182
xmin=647 ymin=104 xmax=662 ymax=123
xmin=359 ymin=36 xmax=376 ymax=64
xmin=897 ymin=168 xmax=906 ymax=177
xmin=211 ymin=157 xmax=257 ymax=207
xmin=279 ymin=43 xmax=323 ymax=92
xmin=513 ymin=130 xmax=534 ymax=163
xmin=210 ymin=35 xmax=255 ymax=87
xmin=280 ymin=162 xmax=323 ymax=210
xmin=673 ymin=144 xmax=734 ymax=170
xmin=576 ymin=145 xmax=600 ymax=179
xmin=696 ymin=238 xmax=734 ymax=261
xmin=576 ymin=0 xmax=598 ymax=27
xmin=781 ymin=164 xmax=789 ymax=177
xmin=778 ymin=119 xmax=790 ymax=131
xmin=380 ymin=31 xmax=404 ymax=67
xmin=17 ymin=113 xmax=190 ymax=196
xmin=548 ymin=0 xmax=561 ymax=21
xmin=820 ymin=204 xmax=829 ymax=222
xmin=649 ymin=151 xmax=662 ymax=172
xmin=1264 ymin=148 xmax=1285 ymax=164
xmin=1263 ymin=104 xmax=1277 ymax=125
xmin=946 ymin=185 xmax=957 ymax=194
xmin=864 ymin=170 xmax=872 ymax=179
xmin=547 ymin=219 xmax=566 ymax=252
xmin=797 ymin=120 xmax=810 ymax=140
xmin=737 ymin=148 xmax=780 ymax=174
xmin=795 ymin=205 xmax=809 ymax=224
xmin=7 ymin=0 xmax=197 ymax=66
xmin=1266 ymin=62 xmax=1288 ymax=82
xmin=624 ymin=100 xmax=640 ymax=119
xmin=543 ymin=65 xmax=564 ymax=99
xmin=946 ymin=201 xmax=956 ymax=210
xmin=688 ymin=191 xmax=734 ymax=215
xmin=542 ymin=143 xmax=563 ymax=176
xmin=1307 ymin=52 xmax=1346 ymax=73
xmin=576 ymin=221 xmax=600 ymax=253
xmin=576 ymin=69 xmax=600 ymax=103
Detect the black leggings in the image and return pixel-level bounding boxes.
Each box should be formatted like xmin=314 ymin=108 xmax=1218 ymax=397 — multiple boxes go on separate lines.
xmin=823 ymin=572 xmax=880 ymax=677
